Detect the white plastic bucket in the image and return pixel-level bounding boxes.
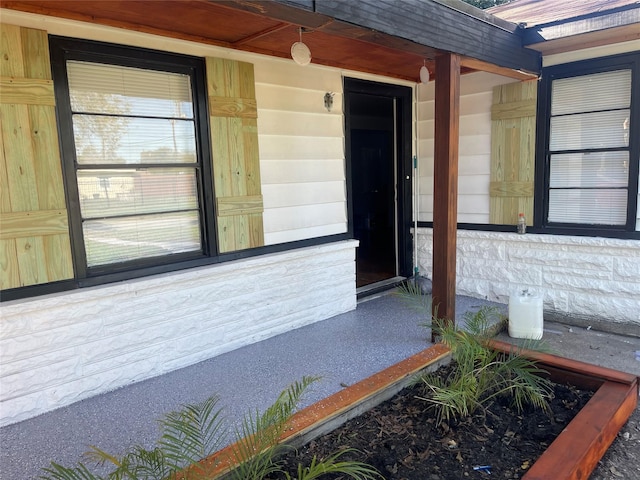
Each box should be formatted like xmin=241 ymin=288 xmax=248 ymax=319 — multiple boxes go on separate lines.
xmin=508 ymin=289 xmax=543 ymax=340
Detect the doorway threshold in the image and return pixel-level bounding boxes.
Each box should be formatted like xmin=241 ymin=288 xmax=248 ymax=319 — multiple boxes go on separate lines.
xmin=357 ymin=276 xmax=406 ymax=301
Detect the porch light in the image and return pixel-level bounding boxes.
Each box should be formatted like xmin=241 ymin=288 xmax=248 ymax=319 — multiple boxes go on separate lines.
xmin=420 ymin=60 xmax=430 ymax=83
xmin=291 ymin=27 xmax=311 ymax=66
xmin=324 ymin=92 xmax=334 ymax=111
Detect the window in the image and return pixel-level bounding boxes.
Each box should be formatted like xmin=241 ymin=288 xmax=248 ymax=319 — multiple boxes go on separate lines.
xmin=51 ymin=38 xmax=215 ymax=279
xmin=537 ymin=53 xmax=639 ymax=237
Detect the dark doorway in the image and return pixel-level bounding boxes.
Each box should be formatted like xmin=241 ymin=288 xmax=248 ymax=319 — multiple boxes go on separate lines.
xmin=344 ymin=79 xmax=412 ymax=289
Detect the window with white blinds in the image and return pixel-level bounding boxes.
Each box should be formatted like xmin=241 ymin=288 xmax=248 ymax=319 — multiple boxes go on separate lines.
xmin=547 ymin=69 xmax=632 ymax=226
xmin=66 ymin=61 xmax=203 ymax=267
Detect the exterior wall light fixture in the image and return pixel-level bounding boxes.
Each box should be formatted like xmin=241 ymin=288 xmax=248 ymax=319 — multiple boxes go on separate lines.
xmin=324 ymin=92 xmax=334 ymax=112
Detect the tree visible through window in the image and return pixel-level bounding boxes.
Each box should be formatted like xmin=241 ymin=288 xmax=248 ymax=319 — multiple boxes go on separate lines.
xmin=66 ymin=60 xmax=203 ymax=268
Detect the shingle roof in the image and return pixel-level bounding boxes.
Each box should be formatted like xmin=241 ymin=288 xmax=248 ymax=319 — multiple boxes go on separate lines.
xmin=488 ymin=0 xmax=639 ymax=27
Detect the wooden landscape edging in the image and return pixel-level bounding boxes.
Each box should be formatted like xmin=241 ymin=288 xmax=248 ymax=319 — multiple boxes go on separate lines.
xmin=194 ymin=343 xmax=452 ymax=478
xmin=196 ymin=341 xmax=637 ymax=479
xmin=489 ymin=339 xmax=639 ymax=480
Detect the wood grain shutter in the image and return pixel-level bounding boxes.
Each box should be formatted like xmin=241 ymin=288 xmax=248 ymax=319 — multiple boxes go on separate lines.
xmin=205 ymin=57 xmax=264 ymax=252
xmin=0 ymin=25 xmax=73 ymax=289
xmin=489 ymin=80 xmax=537 ymax=225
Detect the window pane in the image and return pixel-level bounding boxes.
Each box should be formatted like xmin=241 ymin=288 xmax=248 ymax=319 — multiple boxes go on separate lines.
xmin=551 ymin=70 xmax=631 ymax=115
xmin=77 ymin=169 xmax=198 ymax=218
xmin=550 ymin=109 xmax=630 ymax=150
xmin=548 ymin=189 xmax=627 ymax=225
xmin=83 ymin=211 xmax=201 ymax=266
xmin=66 ymin=59 xmax=205 ymax=269
xmin=73 ymin=115 xmax=196 ymax=165
xmin=68 ymin=61 xmax=193 ymax=118
xmin=549 ymin=151 xmax=629 ymax=188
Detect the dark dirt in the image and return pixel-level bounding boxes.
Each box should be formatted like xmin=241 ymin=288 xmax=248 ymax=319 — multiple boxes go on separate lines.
xmin=275 ymin=366 xmax=594 ymax=480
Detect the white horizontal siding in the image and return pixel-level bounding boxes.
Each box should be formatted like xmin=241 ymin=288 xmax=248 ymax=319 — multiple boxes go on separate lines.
xmin=254 ymin=68 xmax=348 ymax=245
xmin=259 ymin=136 xmax=344 ymax=160
xmin=263 ymin=203 xmax=347 ymax=233
xmin=262 ymin=181 xmax=345 ymax=208
xmin=543 ymin=40 xmax=640 ymax=67
xmin=417 ymin=71 xmax=516 ymax=223
xmin=257 ymin=110 xmax=343 ymax=137
xmin=256 ymin=83 xmax=343 ymax=114
xmin=265 ymin=223 xmax=346 ymax=244
xmin=260 ymin=159 xmax=344 ymax=184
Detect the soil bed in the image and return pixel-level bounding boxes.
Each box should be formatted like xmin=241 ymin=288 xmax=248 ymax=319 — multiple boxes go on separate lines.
xmin=276 ymin=364 xmax=594 ymax=480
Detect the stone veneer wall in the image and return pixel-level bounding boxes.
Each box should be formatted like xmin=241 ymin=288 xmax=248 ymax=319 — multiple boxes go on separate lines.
xmin=416 ymin=229 xmax=640 ymax=336
xmin=0 ymin=241 xmax=358 ymax=427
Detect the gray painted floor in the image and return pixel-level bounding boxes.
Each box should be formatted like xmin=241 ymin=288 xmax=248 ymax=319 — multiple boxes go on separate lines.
xmin=496 ymin=320 xmax=640 ymax=378
xmin=1 ymin=292 xmax=638 ymax=479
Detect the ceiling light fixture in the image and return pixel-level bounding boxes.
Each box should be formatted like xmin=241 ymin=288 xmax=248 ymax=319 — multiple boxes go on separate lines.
xmin=291 ymin=27 xmax=311 ymax=66
xmin=420 ymin=60 xmax=430 ymax=84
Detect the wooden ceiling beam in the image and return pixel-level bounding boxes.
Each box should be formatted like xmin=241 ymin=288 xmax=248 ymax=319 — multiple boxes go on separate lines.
xmin=461 ymin=56 xmax=539 ymax=80
xmin=232 ymin=22 xmax=290 ymax=46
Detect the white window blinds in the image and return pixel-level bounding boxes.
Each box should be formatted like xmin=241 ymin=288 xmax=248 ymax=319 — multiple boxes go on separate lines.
xmin=547 ymin=69 xmax=631 ymax=226
xmin=66 ymin=61 xmax=202 ymax=267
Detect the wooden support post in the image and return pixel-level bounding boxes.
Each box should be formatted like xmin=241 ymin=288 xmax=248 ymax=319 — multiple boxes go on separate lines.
xmin=431 ymin=52 xmax=460 ymax=341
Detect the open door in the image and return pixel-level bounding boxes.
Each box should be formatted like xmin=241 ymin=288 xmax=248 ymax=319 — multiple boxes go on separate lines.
xmin=344 ymin=79 xmax=412 ymax=290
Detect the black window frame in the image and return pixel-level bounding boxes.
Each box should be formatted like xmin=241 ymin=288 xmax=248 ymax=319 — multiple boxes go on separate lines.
xmin=2 ymin=35 xmax=353 ymax=302
xmin=534 ymin=52 xmax=640 ymax=239
xmin=49 ymin=36 xmax=218 ymax=284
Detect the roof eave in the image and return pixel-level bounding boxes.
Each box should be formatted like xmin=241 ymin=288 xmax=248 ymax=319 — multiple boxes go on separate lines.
xmin=522 ymin=4 xmax=640 ymax=44
xmin=274 ymin=0 xmax=540 ymax=74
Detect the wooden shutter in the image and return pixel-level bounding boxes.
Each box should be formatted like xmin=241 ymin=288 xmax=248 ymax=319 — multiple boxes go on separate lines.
xmin=205 ymin=57 xmax=264 ymax=252
xmin=489 ymin=80 xmax=537 ymax=225
xmin=0 ymin=25 xmax=73 ymax=289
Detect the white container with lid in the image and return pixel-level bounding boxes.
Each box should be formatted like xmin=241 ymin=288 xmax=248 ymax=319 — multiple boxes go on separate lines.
xmin=508 ymin=289 xmax=543 ymax=340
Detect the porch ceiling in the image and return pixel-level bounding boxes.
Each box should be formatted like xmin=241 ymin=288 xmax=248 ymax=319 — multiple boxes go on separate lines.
xmin=0 ymin=0 xmax=539 ymax=81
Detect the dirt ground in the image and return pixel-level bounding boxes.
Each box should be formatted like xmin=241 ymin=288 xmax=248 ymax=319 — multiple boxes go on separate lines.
xmin=276 ymin=364 xmax=596 ymax=480
xmin=495 ymin=321 xmax=640 ymax=480
xmin=590 ymin=404 xmax=640 ymax=479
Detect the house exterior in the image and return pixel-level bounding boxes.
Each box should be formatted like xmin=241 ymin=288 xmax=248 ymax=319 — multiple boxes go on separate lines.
xmin=0 ymin=0 xmax=638 ymax=427
xmin=417 ymin=0 xmax=640 ymax=335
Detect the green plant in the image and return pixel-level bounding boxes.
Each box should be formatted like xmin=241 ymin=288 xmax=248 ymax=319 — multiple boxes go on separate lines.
xmin=396 ymin=283 xmax=553 ymax=425
xmin=282 ymin=449 xmax=382 ymax=480
xmin=40 ymin=376 xmax=382 ymax=480
xmin=394 ymin=278 xmax=432 ymax=315
xmin=420 ymin=307 xmax=552 ymax=424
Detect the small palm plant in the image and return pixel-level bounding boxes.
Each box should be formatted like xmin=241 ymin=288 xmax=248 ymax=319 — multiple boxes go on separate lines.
xmin=40 ymin=376 xmax=382 ymax=480
xmin=396 ymin=283 xmax=553 ymax=425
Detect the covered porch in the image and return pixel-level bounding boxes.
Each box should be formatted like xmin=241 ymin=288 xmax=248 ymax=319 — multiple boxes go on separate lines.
xmin=1 ymin=291 xmax=638 ymax=479
xmin=1 ymin=0 xmax=541 ymax=326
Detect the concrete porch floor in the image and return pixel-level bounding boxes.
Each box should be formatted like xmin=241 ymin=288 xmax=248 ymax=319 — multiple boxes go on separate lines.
xmin=1 ymin=292 xmax=638 ymax=479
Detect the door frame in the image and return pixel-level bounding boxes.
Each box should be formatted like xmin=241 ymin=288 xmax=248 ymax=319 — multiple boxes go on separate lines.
xmin=343 ymin=77 xmax=413 ymax=280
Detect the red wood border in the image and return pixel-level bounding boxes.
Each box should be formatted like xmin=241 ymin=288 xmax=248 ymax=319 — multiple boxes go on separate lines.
xmin=191 ymin=344 xmax=451 ymax=478
xmin=191 ymin=342 xmax=638 ymax=479
xmin=489 ymin=339 xmax=638 ymax=385
xmin=526 ymin=380 xmax=637 ymax=480
xmin=489 ymin=339 xmax=639 ymax=480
